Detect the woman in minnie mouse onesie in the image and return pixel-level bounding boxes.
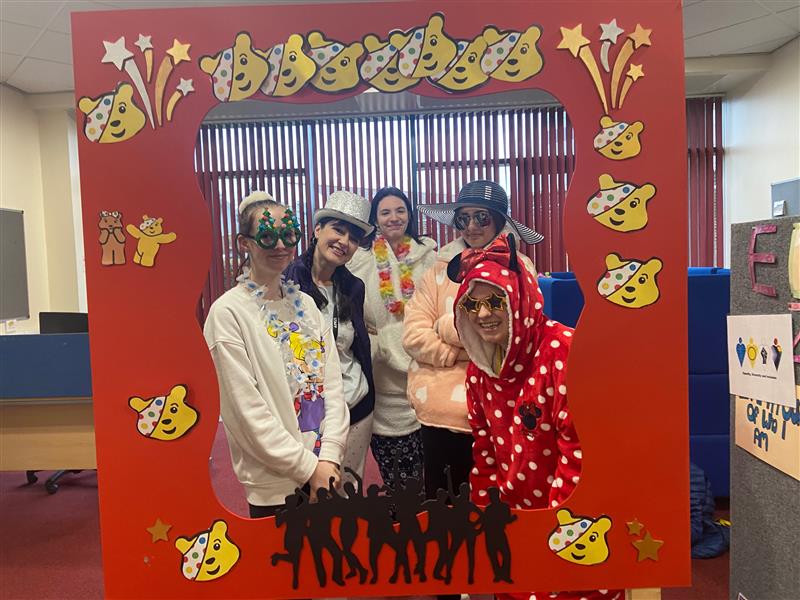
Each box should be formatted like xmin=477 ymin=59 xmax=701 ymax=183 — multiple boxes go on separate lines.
xmin=450 ymin=233 xmax=621 ymax=600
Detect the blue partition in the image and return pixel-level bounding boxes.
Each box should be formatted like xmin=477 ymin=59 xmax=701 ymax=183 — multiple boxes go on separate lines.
xmin=0 ymin=334 xmax=92 ymax=398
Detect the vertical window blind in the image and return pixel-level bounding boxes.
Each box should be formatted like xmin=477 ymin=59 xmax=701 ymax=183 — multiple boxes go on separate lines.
xmin=195 ymin=99 xmax=723 ymax=320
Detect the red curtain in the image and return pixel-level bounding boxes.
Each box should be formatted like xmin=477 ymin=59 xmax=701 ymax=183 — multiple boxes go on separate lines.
xmin=195 ymin=99 xmax=723 ymax=321
xmin=686 ymin=97 xmax=724 ymax=267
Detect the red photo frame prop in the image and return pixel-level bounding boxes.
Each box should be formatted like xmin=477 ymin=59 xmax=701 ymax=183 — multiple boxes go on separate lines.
xmin=72 ymin=1 xmax=689 ymax=597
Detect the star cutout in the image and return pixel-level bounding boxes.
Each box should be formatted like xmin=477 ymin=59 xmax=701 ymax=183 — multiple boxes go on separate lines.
xmin=177 ymin=78 xmax=194 ymax=96
xmin=627 ymin=64 xmax=645 ymax=81
xmin=632 ymin=531 xmax=664 ymax=561
xmin=626 ymin=519 xmax=644 ymax=535
xmin=146 ymin=518 xmax=172 ymax=543
xmin=101 ymin=37 xmax=133 ymax=70
xmin=134 ymin=34 xmax=152 ymax=52
xmin=167 ymin=39 xmax=191 ymax=65
xmin=600 ymin=19 xmax=625 ymax=44
xmin=628 ymin=24 xmax=653 ymax=49
xmin=558 ymin=24 xmax=591 ymax=58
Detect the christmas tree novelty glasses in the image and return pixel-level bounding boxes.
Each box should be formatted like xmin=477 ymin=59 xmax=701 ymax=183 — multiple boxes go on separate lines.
xmin=245 ymin=207 xmax=302 ymax=249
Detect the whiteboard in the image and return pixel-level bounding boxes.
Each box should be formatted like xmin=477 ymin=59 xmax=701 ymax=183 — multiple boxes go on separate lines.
xmin=0 ymin=208 xmax=30 ymax=321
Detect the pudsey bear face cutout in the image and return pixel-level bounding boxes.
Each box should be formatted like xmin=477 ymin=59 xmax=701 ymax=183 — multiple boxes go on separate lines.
xmin=548 ymin=509 xmax=612 ymax=566
xmin=588 ymin=174 xmax=656 ymax=232
xmin=360 ymin=34 xmax=420 ymax=93
xmin=481 ymin=25 xmax=544 ymax=83
xmin=594 ymin=116 xmax=645 ymax=161
xmin=432 ymin=37 xmax=489 ymax=92
xmin=78 ymin=82 xmax=146 ymax=144
xmin=261 ymin=34 xmax=317 ymax=97
xmin=129 ymin=384 xmax=198 ymax=441
xmin=307 ymin=32 xmax=365 ymax=93
xmin=199 ymin=32 xmax=270 ymax=102
xmin=391 ymin=13 xmax=457 ymax=79
xmin=597 ymin=253 xmax=663 ymax=309
xmin=175 ymin=520 xmax=240 ymax=582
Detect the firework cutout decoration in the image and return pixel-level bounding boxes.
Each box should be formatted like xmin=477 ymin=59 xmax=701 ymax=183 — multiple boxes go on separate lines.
xmin=79 ymin=35 xmax=194 ymax=143
xmin=557 ymin=20 xmax=651 ymax=112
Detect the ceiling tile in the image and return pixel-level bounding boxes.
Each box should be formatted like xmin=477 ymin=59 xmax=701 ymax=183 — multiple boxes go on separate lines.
xmin=5 ymin=56 xmax=75 ymax=93
xmin=735 ymin=32 xmax=799 ymax=52
xmin=28 ymin=30 xmax=73 ymax=64
xmin=774 ymin=6 xmax=800 ymax=29
xmin=0 ymin=52 xmax=23 ymax=81
xmin=758 ymin=1 xmax=800 ymax=13
xmin=0 ymin=1 xmax=62 ymax=29
xmin=684 ymin=1 xmax=770 ymax=38
xmin=684 ymin=12 xmax=798 ymax=56
xmin=0 ymin=20 xmax=41 ymax=55
xmin=49 ymin=1 xmax=106 ymax=35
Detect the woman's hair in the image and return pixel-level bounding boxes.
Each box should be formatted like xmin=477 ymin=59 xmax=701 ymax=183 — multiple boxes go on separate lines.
xmin=302 ymin=217 xmax=359 ymax=322
xmin=238 ymin=198 xmax=284 ymax=236
xmin=236 ymin=198 xmax=286 ymax=276
xmin=367 ymin=186 xmax=421 ymax=243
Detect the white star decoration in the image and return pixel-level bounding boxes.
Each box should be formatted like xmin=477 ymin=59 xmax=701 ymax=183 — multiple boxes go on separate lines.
xmin=600 ymin=19 xmax=625 ymax=44
xmin=101 ymin=36 xmax=133 ymax=70
xmin=176 ymin=78 xmax=194 ymax=96
xmin=134 ymin=34 xmax=152 ymax=52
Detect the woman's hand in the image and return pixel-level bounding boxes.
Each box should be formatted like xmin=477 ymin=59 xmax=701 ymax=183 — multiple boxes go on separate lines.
xmin=308 ymin=460 xmax=341 ymax=501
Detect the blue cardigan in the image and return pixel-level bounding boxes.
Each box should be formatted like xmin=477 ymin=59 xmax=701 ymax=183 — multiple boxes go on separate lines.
xmin=284 ymin=253 xmax=375 ymax=426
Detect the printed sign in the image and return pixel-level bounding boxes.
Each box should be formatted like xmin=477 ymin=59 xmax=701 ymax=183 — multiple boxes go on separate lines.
xmin=727 ymin=314 xmax=796 ymax=407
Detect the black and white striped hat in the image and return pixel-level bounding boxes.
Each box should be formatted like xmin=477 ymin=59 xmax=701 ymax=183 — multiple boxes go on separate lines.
xmin=417 ymin=180 xmax=544 ymax=244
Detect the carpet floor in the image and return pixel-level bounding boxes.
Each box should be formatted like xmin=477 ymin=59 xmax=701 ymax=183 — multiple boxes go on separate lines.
xmin=0 ymin=424 xmax=728 ymax=599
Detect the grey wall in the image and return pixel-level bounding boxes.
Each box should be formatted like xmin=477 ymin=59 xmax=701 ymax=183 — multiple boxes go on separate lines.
xmin=0 ymin=208 xmax=30 ymax=321
xmin=730 ymin=217 xmax=800 ymax=600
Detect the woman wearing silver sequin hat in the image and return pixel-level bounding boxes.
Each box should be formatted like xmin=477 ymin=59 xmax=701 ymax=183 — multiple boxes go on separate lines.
xmin=285 ymin=191 xmax=376 ymax=497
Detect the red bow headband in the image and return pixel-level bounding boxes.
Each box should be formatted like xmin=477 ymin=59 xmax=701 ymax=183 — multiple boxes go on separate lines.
xmin=447 ymin=233 xmax=519 ymax=283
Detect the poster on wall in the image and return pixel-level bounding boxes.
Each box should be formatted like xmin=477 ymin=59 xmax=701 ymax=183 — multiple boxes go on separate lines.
xmin=734 ymin=390 xmax=800 ymax=481
xmin=727 ymin=314 xmax=796 ymax=407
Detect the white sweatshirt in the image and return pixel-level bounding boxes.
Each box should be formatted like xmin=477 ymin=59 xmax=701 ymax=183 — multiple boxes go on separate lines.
xmin=203 ymin=284 xmax=348 ymax=507
xmin=349 ymin=236 xmax=437 ymax=436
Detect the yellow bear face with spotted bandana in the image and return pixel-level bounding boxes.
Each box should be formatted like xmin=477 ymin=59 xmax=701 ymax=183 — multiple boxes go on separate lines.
xmin=390 ymin=13 xmax=457 ymax=79
xmin=307 ymin=32 xmax=365 ymax=93
xmin=128 ymin=384 xmax=198 ymax=441
xmin=598 ymin=253 xmax=663 ymax=309
xmin=78 ymin=83 xmax=146 ymax=144
xmin=432 ymin=36 xmax=489 ymax=92
xmin=548 ymin=509 xmax=612 ymax=566
xmin=175 ymin=520 xmax=240 ymax=582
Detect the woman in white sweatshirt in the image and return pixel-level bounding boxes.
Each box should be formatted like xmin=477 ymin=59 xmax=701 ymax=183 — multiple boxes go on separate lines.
xmin=348 ymin=187 xmax=437 ymax=490
xmin=204 ymin=191 xmax=348 ymax=518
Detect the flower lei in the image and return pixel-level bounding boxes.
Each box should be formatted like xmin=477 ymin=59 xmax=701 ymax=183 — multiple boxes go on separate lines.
xmin=237 ymin=268 xmax=324 ymax=389
xmin=374 ymin=234 xmax=415 ymax=315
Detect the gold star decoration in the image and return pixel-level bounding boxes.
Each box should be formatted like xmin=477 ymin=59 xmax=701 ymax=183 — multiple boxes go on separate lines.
xmin=146 ymin=518 xmax=172 ymax=543
xmin=632 ymin=531 xmax=664 ymax=561
xmin=628 ymin=24 xmax=653 ymax=49
xmin=627 ymin=64 xmax=645 ymax=81
xmin=166 ymin=39 xmax=191 ymax=65
xmin=558 ymin=24 xmax=590 ymax=58
xmin=626 ymin=519 xmax=644 ymax=535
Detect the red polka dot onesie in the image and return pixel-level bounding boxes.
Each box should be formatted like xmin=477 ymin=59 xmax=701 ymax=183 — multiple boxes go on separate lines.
xmin=451 ymin=234 xmax=620 ymax=600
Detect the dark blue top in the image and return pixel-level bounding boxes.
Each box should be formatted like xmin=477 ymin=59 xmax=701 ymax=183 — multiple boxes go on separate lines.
xmin=284 ymin=253 xmax=375 ymax=425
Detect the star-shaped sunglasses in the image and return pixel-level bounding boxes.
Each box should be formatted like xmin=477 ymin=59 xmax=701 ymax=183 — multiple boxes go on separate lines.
xmin=459 ymin=291 xmax=507 ymax=314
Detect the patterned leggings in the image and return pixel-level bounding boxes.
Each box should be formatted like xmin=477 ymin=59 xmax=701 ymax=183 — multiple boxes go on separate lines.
xmin=369 ymin=429 xmax=424 ymax=491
